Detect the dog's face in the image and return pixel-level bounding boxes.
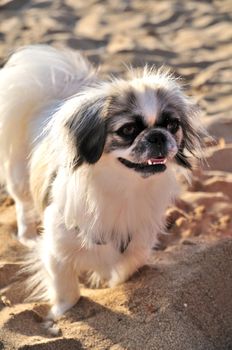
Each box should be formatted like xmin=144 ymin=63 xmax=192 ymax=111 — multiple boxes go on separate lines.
xmin=104 ymin=83 xmax=184 ymax=177
xmin=65 ymin=70 xmax=203 ymax=177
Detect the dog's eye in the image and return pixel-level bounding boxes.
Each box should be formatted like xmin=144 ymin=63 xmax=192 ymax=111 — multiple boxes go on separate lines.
xmin=167 ymin=119 xmax=180 ymax=134
xmin=117 ymin=123 xmax=137 ymax=137
xmin=122 ymin=125 xmax=136 ymax=135
xmin=160 ymin=112 xmax=180 ymax=134
xmin=161 ymin=111 xmax=172 ymax=122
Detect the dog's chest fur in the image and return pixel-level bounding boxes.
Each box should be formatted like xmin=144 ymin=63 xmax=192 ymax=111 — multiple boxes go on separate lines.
xmin=55 ymin=158 xmax=179 ymax=250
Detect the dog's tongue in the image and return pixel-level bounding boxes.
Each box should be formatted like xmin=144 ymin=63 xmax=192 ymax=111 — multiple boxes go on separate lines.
xmin=147 ymin=158 xmax=166 ymax=165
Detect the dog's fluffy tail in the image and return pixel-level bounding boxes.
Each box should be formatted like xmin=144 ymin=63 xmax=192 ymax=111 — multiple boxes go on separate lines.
xmin=0 ymin=45 xmax=96 ymax=184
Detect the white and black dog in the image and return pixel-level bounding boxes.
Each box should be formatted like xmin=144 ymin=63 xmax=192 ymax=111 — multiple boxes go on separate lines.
xmin=0 ymin=45 xmax=205 ymax=318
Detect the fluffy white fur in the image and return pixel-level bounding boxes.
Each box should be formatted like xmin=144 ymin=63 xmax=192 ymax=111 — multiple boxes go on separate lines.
xmin=0 ymin=45 xmax=203 ymax=319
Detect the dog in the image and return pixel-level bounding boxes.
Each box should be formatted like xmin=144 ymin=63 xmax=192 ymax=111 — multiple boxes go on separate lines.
xmin=0 ymin=45 xmax=205 ymax=318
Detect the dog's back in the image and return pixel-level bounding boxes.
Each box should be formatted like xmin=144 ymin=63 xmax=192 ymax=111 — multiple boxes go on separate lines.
xmin=0 ymin=45 xmax=96 ymax=243
xmin=0 ymin=45 xmax=95 ymax=184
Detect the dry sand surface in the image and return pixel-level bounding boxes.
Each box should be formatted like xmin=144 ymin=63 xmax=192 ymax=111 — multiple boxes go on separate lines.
xmin=0 ymin=0 xmax=232 ymax=349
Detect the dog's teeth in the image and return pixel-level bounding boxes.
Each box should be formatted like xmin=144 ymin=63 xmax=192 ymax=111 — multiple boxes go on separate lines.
xmin=146 ymin=158 xmax=167 ymax=165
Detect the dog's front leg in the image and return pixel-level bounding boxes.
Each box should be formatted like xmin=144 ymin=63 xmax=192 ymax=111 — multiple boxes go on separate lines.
xmin=108 ymin=241 xmax=152 ymax=287
xmin=47 ymin=258 xmax=80 ymax=319
xmin=41 ymin=204 xmax=81 ymax=319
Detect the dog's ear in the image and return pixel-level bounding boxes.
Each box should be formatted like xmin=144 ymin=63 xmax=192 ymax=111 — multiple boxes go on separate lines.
xmin=65 ymin=97 xmax=107 ymax=169
xmin=175 ymin=140 xmax=192 ymax=169
xmin=175 ymin=100 xmax=207 ymax=170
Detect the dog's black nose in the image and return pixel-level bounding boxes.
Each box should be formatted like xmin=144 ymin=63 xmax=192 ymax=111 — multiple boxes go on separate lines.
xmin=146 ymin=130 xmax=167 ymax=156
xmin=146 ymin=130 xmax=166 ymax=144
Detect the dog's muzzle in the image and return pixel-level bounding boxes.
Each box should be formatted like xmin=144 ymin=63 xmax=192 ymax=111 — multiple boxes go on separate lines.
xmin=118 ymin=129 xmax=177 ymax=176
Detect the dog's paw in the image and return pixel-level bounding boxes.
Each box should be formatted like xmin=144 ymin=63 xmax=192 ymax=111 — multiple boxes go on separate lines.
xmin=48 ymin=301 xmax=74 ymax=320
xmin=108 ymin=269 xmax=127 ymax=288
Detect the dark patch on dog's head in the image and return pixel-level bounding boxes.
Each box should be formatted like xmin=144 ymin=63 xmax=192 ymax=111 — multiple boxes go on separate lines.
xmin=173 ymin=101 xmax=205 ymax=169
xmin=105 ymin=89 xmax=137 ymax=118
xmin=104 ymin=89 xmax=146 ymax=153
xmin=65 ymin=97 xmax=107 ymax=169
xmin=106 ymin=115 xmax=146 ymax=152
xmin=156 ymin=87 xmax=205 ymax=169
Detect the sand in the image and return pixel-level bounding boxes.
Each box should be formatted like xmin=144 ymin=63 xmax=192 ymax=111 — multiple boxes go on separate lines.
xmin=0 ymin=0 xmax=232 ymax=349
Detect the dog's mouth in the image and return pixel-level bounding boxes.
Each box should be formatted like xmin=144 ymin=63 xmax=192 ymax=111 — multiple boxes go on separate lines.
xmin=118 ymin=157 xmax=167 ymax=174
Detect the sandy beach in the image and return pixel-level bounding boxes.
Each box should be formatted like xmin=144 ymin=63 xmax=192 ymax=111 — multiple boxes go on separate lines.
xmin=0 ymin=0 xmax=232 ymax=349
